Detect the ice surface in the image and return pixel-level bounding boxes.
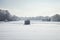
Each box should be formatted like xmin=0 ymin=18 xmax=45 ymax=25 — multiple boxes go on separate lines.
xmin=0 ymin=21 xmax=60 ymax=40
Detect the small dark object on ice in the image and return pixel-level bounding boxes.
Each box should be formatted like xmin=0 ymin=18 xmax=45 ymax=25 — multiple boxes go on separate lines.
xmin=24 ymin=20 xmax=30 ymax=25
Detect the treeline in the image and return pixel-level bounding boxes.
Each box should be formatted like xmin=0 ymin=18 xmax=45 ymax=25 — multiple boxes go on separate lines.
xmin=20 ymin=14 xmax=60 ymax=22
xmin=0 ymin=9 xmax=20 ymax=21
xmin=31 ymin=14 xmax=60 ymax=22
xmin=0 ymin=9 xmax=60 ymax=22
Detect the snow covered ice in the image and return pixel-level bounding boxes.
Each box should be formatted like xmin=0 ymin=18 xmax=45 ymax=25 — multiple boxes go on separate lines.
xmin=0 ymin=21 xmax=60 ymax=40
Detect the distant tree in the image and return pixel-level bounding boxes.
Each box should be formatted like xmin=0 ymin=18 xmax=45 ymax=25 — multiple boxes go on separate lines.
xmin=11 ymin=15 xmax=20 ymax=21
xmin=5 ymin=10 xmax=12 ymax=21
xmin=51 ymin=14 xmax=60 ymax=21
xmin=0 ymin=9 xmax=20 ymax=21
xmin=43 ymin=16 xmax=51 ymax=21
xmin=0 ymin=10 xmax=6 ymax=21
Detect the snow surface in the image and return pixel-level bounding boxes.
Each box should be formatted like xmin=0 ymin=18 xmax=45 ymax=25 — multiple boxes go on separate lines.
xmin=0 ymin=21 xmax=60 ymax=40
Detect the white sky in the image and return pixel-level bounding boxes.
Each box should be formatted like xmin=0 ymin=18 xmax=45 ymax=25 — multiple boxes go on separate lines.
xmin=0 ymin=0 xmax=60 ymax=17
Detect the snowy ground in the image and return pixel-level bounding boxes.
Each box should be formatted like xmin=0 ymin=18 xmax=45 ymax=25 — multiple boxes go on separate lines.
xmin=0 ymin=21 xmax=60 ymax=40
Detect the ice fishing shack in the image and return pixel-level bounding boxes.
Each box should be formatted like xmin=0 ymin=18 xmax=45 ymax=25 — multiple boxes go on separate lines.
xmin=24 ymin=20 xmax=30 ymax=25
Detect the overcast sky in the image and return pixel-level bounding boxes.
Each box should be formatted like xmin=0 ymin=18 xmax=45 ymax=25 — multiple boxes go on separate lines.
xmin=0 ymin=0 xmax=60 ymax=17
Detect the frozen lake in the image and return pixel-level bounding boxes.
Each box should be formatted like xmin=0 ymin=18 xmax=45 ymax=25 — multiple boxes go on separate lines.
xmin=0 ymin=21 xmax=60 ymax=40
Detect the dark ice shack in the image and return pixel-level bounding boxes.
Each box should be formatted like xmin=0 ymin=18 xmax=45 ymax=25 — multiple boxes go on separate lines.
xmin=24 ymin=20 xmax=30 ymax=25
